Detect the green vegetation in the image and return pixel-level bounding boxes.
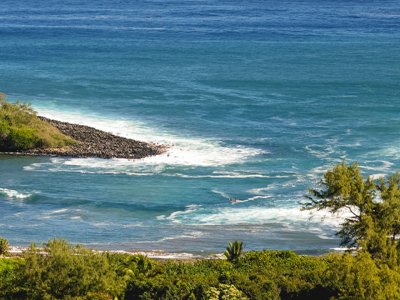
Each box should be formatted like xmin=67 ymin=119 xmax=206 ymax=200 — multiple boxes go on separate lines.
xmin=1 ymin=162 xmax=400 ymax=299
xmin=0 ymin=239 xmax=125 ymax=300
xmin=224 ymin=240 xmax=244 ymax=263
xmin=0 ymin=94 xmax=75 ymax=151
xmin=304 ymin=161 xmax=400 ymax=299
xmin=0 ymin=241 xmax=333 ymax=300
xmin=305 ymin=162 xmax=400 ymax=266
xmin=0 ymin=237 xmax=9 ymax=255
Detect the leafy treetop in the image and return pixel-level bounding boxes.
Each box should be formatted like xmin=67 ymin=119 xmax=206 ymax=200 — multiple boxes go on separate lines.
xmin=305 ymin=162 xmax=400 ymax=266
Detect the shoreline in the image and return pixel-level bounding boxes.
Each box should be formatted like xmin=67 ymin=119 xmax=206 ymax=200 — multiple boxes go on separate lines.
xmin=0 ymin=116 xmax=168 ymax=160
xmin=5 ymin=243 xmax=344 ymax=260
xmin=6 ymin=245 xmax=224 ymax=260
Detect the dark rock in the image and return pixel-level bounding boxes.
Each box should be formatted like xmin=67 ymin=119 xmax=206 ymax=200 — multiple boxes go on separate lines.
xmin=1 ymin=117 xmax=167 ymax=159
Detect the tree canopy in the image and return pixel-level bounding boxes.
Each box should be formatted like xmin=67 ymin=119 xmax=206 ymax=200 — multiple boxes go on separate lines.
xmin=305 ymin=162 xmax=400 ymax=265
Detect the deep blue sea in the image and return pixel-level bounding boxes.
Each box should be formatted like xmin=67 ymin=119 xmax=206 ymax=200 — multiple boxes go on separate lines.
xmin=0 ymin=0 xmax=399 ymax=255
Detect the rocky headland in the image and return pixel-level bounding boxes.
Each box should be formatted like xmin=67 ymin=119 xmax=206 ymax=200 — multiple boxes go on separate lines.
xmin=2 ymin=117 xmax=167 ymax=159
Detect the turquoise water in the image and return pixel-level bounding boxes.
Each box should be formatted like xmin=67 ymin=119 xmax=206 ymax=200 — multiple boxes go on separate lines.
xmin=0 ymin=0 xmax=399 ymax=254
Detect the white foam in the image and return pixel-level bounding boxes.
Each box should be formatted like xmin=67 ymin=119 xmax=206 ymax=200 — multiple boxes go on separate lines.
xmin=359 ymin=160 xmax=393 ymax=172
xmin=26 ymin=163 xmax=275 ymax=179
xmin=234 ymin=195 xmax=272 ymax=203
xmin=318 ymin=234 xmax=336 ymax=240
xmin=0 ymin=188 xmax=32 ymax=199
xmin=41 ymin=208 xmax=82 ymax=220
xmin=126 ymin=251 xmax=203 ymax=260
xmin=209 ymin=171 xmax=292 ymax=179
xmin=47 ymin=208 xmax=70 ymax=214
xmin=159 ymin=231 xmax=204 ymax=242
xmin=173 ymin=171 xmax=271 ymax=179
xmin=36 ymin=107 xmax=264 ymax=167
xmin=211 ymin=190 xmax=230 ymax=199
xmin=248 ymin=185 xmax=278 ymax=195
xmin=369 ymin=173 xmax=386 ymax=180
xmin=157 ymin=204 xmax=201 ymax=221
xmin=159 ymin=205 xmax=352 ymax=227
xmin=305 ymin=144 xmax=336 ymax=159
xmin=378 ymin=146 xmax=400 ymax=159
xmin=211 ymin=190 xmax=272 ymax=204
xmin=134 ymin=231 xmax=205 ymax=244
xmin=330 ymin=247 xmax=356 ymax=252
xmin=307 ymin=165 xmax=329 ymax=181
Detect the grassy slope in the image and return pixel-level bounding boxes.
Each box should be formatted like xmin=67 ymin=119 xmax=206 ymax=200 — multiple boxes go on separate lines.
xmin=0 ymin=94 xmax=75 ymax=151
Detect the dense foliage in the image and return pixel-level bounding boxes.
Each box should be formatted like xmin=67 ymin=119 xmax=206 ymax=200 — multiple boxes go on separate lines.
xmin=0 ymin=94 xmax=74 ymax=151
xmin=0 ymin=240 xmax=121 ymax=299
xmin=0 ymin=236 xmax=9 ymax=255
xmin=1 ymin=163 xmax=400 ymax=299
xmin=0 ymin=240 xmax=335 ymax=300
xmin=305 ymin=162 xmax=400 ymax=266
xmin=1 ymin=239 xmax=398 ymax=299
xmin=224 ymin=240 xmax=244 ymax=263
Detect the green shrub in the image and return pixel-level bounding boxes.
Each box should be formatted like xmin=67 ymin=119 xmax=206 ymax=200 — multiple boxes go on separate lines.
xmin=7 ymin=127 xmax=42 ymax=150
xmin=0 ymin=257 xmax=18 ymax=272
xmin=123 ymin=250 xmax=337 ymax=300
xmin=0 ymin=237 xmax=9 ymax=255
xmin=2 ymin=237 xmax=400 ymax=300
xmin=325 ymin=252 xmax=400 ymax=300
xmin=224 ymin=241 xmax=244 ymax=263
xmin=206 ymin=283 xmax=249 ymax=300
xmin=0 ymin=257 xmax=20 ymax=299
xmin=235 ymin=250 xmax=336 ymax=300
xmin=0 ymin=96 xmax=75 ymax=151
xmin=1 ymin=239 xmax=121 ymax=300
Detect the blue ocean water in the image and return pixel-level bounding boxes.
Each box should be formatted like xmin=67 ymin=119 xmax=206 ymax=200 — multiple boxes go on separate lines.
xmin=0 ymin=0 xmax=400 ymax=255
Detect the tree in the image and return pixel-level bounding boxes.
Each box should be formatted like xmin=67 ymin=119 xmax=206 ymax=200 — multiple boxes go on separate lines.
xmin=304 ymin=162 xmax=400 ymax=265
xmin=224 ymin=241 xmax=244 ymax=263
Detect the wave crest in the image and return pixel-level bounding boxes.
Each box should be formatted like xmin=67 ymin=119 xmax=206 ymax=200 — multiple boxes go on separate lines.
xmin=0 ymin=188 xmax=32 ymax=199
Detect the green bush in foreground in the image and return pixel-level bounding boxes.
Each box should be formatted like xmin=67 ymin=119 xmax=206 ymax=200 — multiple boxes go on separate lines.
xmin=325 ymin=251 xmax=400 ymax=300
xmin=0 ymin=237 xmax=9 ymax=255
xmin=0 ymin=240 xmax=334 ymax=300
xmin=224 ymin=240 xmax=244 ymax=263
xmin=2 ymin=239 xmax=400 ymax=299
xmin=0 ymin=95 xmax=75 ymax=151
xmin=1 ymin=239 xmax=123 ymax=300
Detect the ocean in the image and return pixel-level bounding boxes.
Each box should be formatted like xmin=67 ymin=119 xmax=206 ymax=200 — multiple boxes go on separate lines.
xmin=0 ymin=0 xmax=399 ymax=255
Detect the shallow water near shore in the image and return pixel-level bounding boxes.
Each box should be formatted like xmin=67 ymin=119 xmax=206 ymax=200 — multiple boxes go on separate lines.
xmin=1 ymin=0 xmax=400 ymax=256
